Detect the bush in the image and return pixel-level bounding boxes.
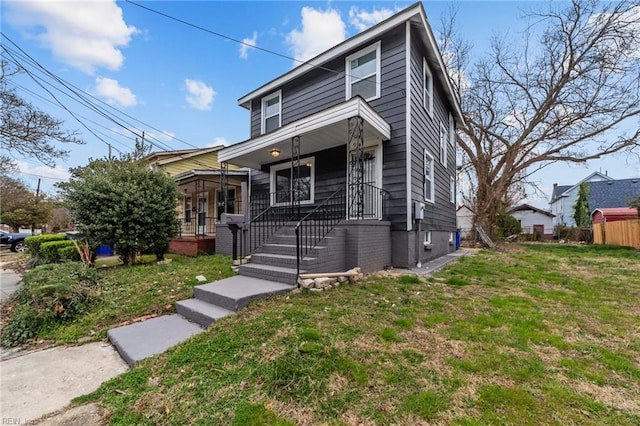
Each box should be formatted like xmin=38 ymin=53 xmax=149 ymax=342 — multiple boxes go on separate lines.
xmin=1 ymin=263 xmax=100 ymax=347
xmin=58 ymin=245 xmax=81 ymax=262
xmin=40 ymin=240 xmax=76 ymax=263
xmin=496 ymin=213 xmax=522 ymax=238
xmin=25 ymin=234 xmax=67 ymax=257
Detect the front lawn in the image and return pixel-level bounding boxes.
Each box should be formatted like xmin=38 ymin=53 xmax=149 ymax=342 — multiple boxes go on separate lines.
xmin=79 ymin=244 xmax=640 ymax=425
xmin=1 ymin=254 xmax=235 ymax=345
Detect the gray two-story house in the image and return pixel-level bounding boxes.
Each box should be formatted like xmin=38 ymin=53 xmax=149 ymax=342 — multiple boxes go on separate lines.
xmin=218 ymin=2 xmax=464 ymax=284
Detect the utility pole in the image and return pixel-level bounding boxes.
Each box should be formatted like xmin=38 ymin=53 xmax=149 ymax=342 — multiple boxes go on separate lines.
xmin=31 ymin=178 xmax=41 ymax=234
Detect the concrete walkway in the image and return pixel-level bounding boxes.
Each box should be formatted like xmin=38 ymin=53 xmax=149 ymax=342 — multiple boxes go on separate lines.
xmin=396 ymin=248 xmax=472 ymax=275
xmin=0 ymin=261 xmax=23 ymax=302
xmin=0 ymin=342 xmax=128 ymax=423
xmin=107 ymin=275 xmax=294 ymax=367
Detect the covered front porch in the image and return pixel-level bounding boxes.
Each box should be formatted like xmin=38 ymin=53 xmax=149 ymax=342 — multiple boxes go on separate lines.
xmin=169 ymin=169 xmax=247 ymax=256
xmin=218 ymin=96 xmax=392 ymax=273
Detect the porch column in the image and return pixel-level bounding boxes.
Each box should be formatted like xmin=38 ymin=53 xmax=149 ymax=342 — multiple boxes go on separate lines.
xmin=220 ymin=161 xmax=229 ymax=219
xmin=291 ymin=135 xmax=301 ymax=220
xmin=348 ymin=116 xmax=365 ymax=219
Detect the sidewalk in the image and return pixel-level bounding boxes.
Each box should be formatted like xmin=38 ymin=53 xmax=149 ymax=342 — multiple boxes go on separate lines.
xmin=0 ymin=342 xmax=128 ymax=423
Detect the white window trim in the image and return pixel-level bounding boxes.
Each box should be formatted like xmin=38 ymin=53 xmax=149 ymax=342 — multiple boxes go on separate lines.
xmin=424 ymin=149 xmax=434 ymax=204
xmin=345 ymin=41 xmax=381 ymax=101
xmin=448 ymin=113 xmax=455 ymax=147
xmin=261 ymin=90 xmax=282 ymax=134
xmin=449 ymin=175 xmax=455 ymax=204
xmin=269 ymin=156 xmax=315 ymax=206
xmin=423 ymin=57 xmax=433 ymax=116
xmin=424 ymin=230 xmax=432 ymax=247
xmin=439 ymin=122 xmax=448 ymax=167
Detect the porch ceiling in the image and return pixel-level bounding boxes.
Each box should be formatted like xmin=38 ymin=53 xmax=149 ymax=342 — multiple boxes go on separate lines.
xmin=218 ymin=96 xmax=391 ymax=169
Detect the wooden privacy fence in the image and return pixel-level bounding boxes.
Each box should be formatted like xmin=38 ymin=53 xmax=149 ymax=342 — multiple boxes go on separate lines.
xmin=593 ymin=219 xmax=640 ymax=249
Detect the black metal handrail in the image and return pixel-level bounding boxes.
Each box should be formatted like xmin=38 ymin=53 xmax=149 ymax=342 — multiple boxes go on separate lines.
xmin=177 ymin=216 xmax=216 ymax=238
xmin=247 ymin=191 xmax=298 ymax=255
xmin=295 ymin=188 xmax=347 ymax=278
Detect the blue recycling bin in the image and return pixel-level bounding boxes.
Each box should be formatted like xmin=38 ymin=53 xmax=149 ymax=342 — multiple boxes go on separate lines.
xmin=96 ymin=245 xmax=114 ymax=256
xmin=455 ymin=229 xmax=461 ymax=250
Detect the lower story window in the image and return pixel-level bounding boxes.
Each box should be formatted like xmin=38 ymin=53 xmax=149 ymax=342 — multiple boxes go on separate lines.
xmin=424 ymin=230 xmax=432 ymax=246
xmin=270 ymin=157 xmax=315 ymax=204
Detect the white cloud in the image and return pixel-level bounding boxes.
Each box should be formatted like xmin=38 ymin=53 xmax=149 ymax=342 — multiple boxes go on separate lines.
xmin=208 ymin=137 xmax=230 ymax=147
xmin=286 ymin=6 xmax=346 ymax=64
xmin=95 ymin=77 xmax=137 ymax=107
xmin=17 ymin=161 xmax=71 ymax=184
xmin=239 ymin=31 xmax=258 ymax=59
xmin=348 ymin=6 xmax=395 ymax=32
xmin=184 ymin=79 xmax=216 ymax=111
xmin=5 ymin=0 xmax=137 ymax=74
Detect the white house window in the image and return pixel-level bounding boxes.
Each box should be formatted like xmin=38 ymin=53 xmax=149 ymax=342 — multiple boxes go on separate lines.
xmin=424 ymin=230 xmax=432 ymax=246
xmin=423 ymin=57 xmax=433 ymax=115
xmin=448 ymin=113 xmax=455 ymax=146
xmin=449 ymin=175 xmax=455 ymax=203
xmin=261 ymin=91 xmax=281 ymax=134
xmin=439 ymin=122 xmax=448 ymax=166
xmin=346 ymin=42 xmax=381 ymax=101
xmin=270 ymin=157 xmax=315 ymax=205
xmin=424 ymin=149 xmax=434 ymax=203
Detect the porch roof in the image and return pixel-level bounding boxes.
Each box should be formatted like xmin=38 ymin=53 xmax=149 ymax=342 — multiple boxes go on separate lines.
xmin=218 ymin=97 xmax=391 ymax=169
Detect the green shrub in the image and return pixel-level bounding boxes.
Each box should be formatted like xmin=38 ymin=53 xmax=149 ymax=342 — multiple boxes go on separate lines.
xmin=1 ymin=263 xmax=100 ymax=347
xmin=25 ymin=234 xmax=67 ymax=257
xmin=40 ymin=240 xmax=76 ymax=263
xmin=496 ymin=213 xmax=522 ymax=238
xmin=58 ymin=245 xmax=81 ymax=262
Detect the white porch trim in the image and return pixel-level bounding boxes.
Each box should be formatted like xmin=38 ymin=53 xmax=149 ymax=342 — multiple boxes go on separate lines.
xmin=218 ymin=97 xmax=391 ymax=169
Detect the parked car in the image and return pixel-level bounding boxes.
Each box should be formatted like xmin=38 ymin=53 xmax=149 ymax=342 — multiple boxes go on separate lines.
xmin=0 ymin=230 xmax=33 ymax=252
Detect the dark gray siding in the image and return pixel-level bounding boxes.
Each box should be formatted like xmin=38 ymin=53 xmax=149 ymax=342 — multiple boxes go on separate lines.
xmin=408 ymin=27 xmax=457 ymax=234
xmin=248 ymin=26 xmax=409 ymax=229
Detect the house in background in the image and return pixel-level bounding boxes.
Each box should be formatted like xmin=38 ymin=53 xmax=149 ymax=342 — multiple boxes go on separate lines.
xmin=550 ymin=172 xmax=639 ymax=227
xmin=218 ymin=2 xmax=463 ymax=283
xmin=145 ymin=146 xmax=248 ymax=255
xmin=508 ymin=204 xmax=555 ymax=239
xmin=456 ymin=205 xmax=474 ymax=239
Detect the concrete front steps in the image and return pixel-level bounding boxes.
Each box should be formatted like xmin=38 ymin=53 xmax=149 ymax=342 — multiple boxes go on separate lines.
xmin=239 ymin=226 xmax=344 ymax=285
xmin=108 ymin=275 xmax=294 ymax=367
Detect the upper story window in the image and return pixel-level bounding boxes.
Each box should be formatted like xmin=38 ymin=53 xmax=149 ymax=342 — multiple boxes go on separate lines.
xmin=261 ymin=91 xmax=281 ymax=134
xmin=449 ymin=175 xmax=456 ymax=203
xmin=423 ymin=57 xmax=433 ymax=116
xmin=439 ymin=122 xmax=448 ymax=167
xmin=424 ymin=149 xmax=434 ymax=203
xmin=346 ymin=42 xmax=381 ymax=101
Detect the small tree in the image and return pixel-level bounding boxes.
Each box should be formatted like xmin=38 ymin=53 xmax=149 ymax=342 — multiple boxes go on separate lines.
xmin=573 ymin=183 xmax=591 ymax=227
xmin=57 ymin=157 xmax=180 ymax=265
xmin=0 ymin=175 xmax=52 ymax=231
xmin=496 ymin=211 xmax=522 ymax=238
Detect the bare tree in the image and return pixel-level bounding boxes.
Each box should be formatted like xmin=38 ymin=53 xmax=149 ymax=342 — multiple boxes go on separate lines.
xmin=441 ymin=0 xmax=640 ymax=237
xmin=0 ymin=60 xmax=83 ymax=167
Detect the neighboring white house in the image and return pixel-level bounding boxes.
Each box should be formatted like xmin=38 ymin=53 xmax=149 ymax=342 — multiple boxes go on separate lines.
xmin=456 ymin=205 xmax=474 ymax=239
xmin=508 ymin=204 xmax=555 ymax=239
xmin=549 ymin=171 xmax=613 ymax=227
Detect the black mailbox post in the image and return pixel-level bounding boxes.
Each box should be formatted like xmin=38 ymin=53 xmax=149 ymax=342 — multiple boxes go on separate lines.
xmin=222 ymin=214 xmax=246 ymax=262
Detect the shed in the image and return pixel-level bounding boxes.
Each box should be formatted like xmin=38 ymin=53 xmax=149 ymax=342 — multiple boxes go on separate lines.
xmin=591 ymin=208 xmax=638 ymax=224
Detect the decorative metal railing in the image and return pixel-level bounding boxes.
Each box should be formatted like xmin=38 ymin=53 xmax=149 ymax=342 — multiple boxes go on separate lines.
xmin=348 ymin=182 xmax=390 ymax=220
xmin=294 ymin=188 xmax=347 ymax=277
xmin=177 ymin=216 xmax=216 ymax=238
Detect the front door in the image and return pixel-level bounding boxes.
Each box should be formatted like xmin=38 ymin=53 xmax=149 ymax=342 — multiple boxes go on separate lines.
xmin=197 ymin=192 xmax=208 ymax=235
xmin=348 ymin=145 xmax=381 ymax=219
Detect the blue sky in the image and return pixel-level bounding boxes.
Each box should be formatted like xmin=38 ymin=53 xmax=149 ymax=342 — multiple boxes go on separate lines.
xmin=2 ymin=0 xmax=638 ymax=207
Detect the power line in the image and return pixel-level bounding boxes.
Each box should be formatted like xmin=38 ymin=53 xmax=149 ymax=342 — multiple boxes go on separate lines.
xmin=124 ymin=0 xmax=406 ymax=97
